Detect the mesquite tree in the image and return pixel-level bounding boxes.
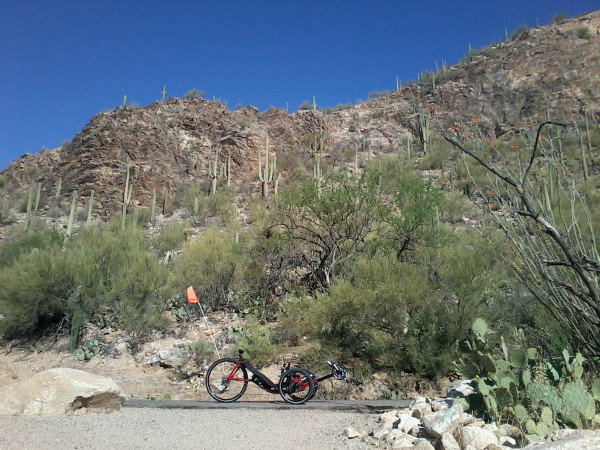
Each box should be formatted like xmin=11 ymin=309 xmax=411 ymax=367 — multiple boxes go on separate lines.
xmin=443 ymin=121 xmax=600 ymax=357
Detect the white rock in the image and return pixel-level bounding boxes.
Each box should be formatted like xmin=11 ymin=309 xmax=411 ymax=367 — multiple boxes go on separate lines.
xmin=440 ymin=432 xmax=461 ymax=450
xmin=413 ymin=438 xmax=436 ymax=450
xmin=460 ymin=425 xmax=499 ymax=450
xmin=432 ymin=399 xmax=453 ymax=412
xmin=384 ymin=429 xmax=408 ymax=442
xmin=344 ymin=427 xmax=362 ymax=439
xmin=499 ymin=436 xmax=518 ymax=447
xmin=379 ymin=410 xmax=399 ymax=428
xmin=447 ymin=379 xmax=475 ymax=397
xmin=372 ymin=427 xmax=390 ymax=439
xmin=423 ymin=403 xmax=463 ymax=438
xmin=391 ymin=432 xmax=416 ymax=448
xmin=410 ymin=396 xmax=432 ymax=418
xmin=0 ymin=368 xmax=124 ymax=416
xmin=483 ymin=423 xmax=499 ymax=434
xmin=521 ymin=430 xmax=600 ymax=449
xmin=397 ymin=412 xmax=421 ymax=434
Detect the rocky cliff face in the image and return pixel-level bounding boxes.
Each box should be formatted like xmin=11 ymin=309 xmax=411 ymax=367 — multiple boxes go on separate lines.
xmin=2 ymin=11 xmax=599 ymax=217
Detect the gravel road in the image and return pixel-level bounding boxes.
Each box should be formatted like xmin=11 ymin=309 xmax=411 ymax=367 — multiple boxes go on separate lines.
xmin=0 ymin=407 xmax=376 ymax=449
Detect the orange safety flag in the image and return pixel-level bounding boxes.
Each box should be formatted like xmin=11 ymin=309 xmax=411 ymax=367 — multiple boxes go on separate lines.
xmin=186 ymin=285 xmax=199 ymax=304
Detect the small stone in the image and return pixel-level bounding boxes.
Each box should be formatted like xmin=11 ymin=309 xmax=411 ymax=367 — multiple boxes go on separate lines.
xmin=410 ymin=396 xmax=432 ymax=418
xmin=432 ymin=399 xmax=453 ymax=412
xmin=371 ymin=427 xmax=390 ymax=440
xmin=384 ymin=429 xmax=407 ymax=442
xmin=391 ymin=432 xmax=416 ymax=448
xmin=497 ymin=424 xmax=519 ymax=438
xmin=344 ymin=427 xmax=362 ymax=439
xmin=397 ymin=413 xmax=421 ymax=434
xmin=499 ymin=436 xmax=517 ymax=448
xmin=484 ymin=444 xmax=503 ymax=450
xmin=413 ymin=438 xmax=436 ymax=450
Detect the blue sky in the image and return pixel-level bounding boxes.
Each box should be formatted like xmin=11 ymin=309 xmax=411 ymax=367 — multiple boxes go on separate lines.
xmin=1 ymin=1 xmax=598 ymax=172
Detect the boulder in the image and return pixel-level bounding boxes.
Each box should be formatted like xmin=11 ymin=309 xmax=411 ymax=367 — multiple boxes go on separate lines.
xmin=522 ymin=430 xmax=600 ymax=449
xmin=423 ymin=403 xmax=463 ymax=438
xmin=460 ymin=426 xmax=499 ymax=450
xmin=0 ymin=368 xmax=125 ymax=416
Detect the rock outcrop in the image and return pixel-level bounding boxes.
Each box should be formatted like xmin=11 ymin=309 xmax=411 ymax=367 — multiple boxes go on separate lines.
xmin=0 ymin=368 xmax=125 ymax=415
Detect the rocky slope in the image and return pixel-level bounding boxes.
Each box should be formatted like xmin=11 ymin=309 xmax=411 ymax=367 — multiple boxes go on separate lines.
xmin=2 ymin=11 xmax=599 ymax=219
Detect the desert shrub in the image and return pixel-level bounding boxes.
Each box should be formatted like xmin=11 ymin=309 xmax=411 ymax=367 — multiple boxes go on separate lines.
xmin=510 ymin=24 xmax=529 ymax=40
xmin=0 ymin=225 xmax=64 ymax=267
xmin=281 ymin=254 xmax=465 ymax=379
xmin=575 ymin=26 xmax=591 ymax=39
xmin=0 ymin=247 xmax=71 ymax=340
xmin=552 ymin=12 xmax=568 ymax=23
xmin=169 ymin=228 xmax=240 ymax=310
xmin=151 ymin=221 xmax=188 ymax=254
xmin=298 ymin=101 xmax=313 ymax=110
xmin=0 ymin=223 xmax=167 ymax=345
xmin=65 ymin=224 xmax=168 ymax=345
xmin=235 ymin=323 xmax=280 ymax=368
xmin=184 ymin=89 xmax=204 ymax=99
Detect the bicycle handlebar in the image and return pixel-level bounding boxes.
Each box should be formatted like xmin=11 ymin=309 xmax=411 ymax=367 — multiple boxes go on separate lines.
xmin=326 ymin=360 xmax=348 ymax=381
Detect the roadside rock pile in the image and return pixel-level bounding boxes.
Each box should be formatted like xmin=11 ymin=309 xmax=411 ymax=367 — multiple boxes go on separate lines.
xmin=345 ymin=381 xmax=600 ymax=449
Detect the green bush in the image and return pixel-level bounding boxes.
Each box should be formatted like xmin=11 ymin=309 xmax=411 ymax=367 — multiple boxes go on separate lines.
xmin=0 ymin=223 xmax=168 ymax=346
xmin=0 ymin=226 xmax=64 ymax=267
xmin=281 ymin=254 xmax=464 ymax=379
xmin=0 ymin=247 xmax=71 ymax=340
xmin=575 ymin=27 xmax=591 ymax=39
xmin=169 ymin=228 xmax=239 ymax=310
xmin=151 ymin=221 xmax=188 ymax=254
xmin=235 ymin=323 xmax=280 ymax=368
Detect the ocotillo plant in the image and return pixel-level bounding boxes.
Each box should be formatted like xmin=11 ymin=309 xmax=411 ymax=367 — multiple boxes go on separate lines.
xmin=208 ymin=146 xmax=224 ymax=196
xmin=258 ymin=133 xmax=278 ymax=198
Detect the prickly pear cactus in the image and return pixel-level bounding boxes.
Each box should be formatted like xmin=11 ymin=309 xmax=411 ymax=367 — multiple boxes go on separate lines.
xmin=562 ymin=382 xmax=595 ymax=420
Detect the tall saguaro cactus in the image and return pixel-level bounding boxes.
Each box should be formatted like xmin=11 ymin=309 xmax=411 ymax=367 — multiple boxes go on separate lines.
xmin=121 ymin=164 xmax=133 ymax=229
xmin=417 ymin=112 xmax=431 ymax=155
xmin=208 ymin=146 xmax=224 ymax=196
xmin=258 ymin=133 xmax=280 ymax=198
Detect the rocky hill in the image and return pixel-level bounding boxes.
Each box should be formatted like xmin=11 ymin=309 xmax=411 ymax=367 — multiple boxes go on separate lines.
xmin=1 ymin=10 xmax=599 ymax=220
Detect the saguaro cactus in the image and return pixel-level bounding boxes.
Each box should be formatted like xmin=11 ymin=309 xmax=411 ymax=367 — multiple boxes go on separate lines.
xmin=86 ymin=189 xmax=95 ymax=226
xmin=258 ymin=133 xmax=280 ymax=198
xmin=417 ymin=112 xmax=431 ymax=155
xmin=120 ymin=164 xmax=133 ymax=229
xmin=208 ymin=146 xmax=224 ymax=196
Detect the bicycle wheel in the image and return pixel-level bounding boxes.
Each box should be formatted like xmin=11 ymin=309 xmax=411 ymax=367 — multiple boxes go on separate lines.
xmin=306 ymin=371 xmax=318 ymax=401
xmin=205 ymin=358 xmax=248 ymax=403
xmin=279 ymin=367 xmax=315 ymax=405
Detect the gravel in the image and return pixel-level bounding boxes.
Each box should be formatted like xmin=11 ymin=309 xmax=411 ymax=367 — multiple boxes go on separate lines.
xmin=0 ymin=407 xmax=376 ymax=449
